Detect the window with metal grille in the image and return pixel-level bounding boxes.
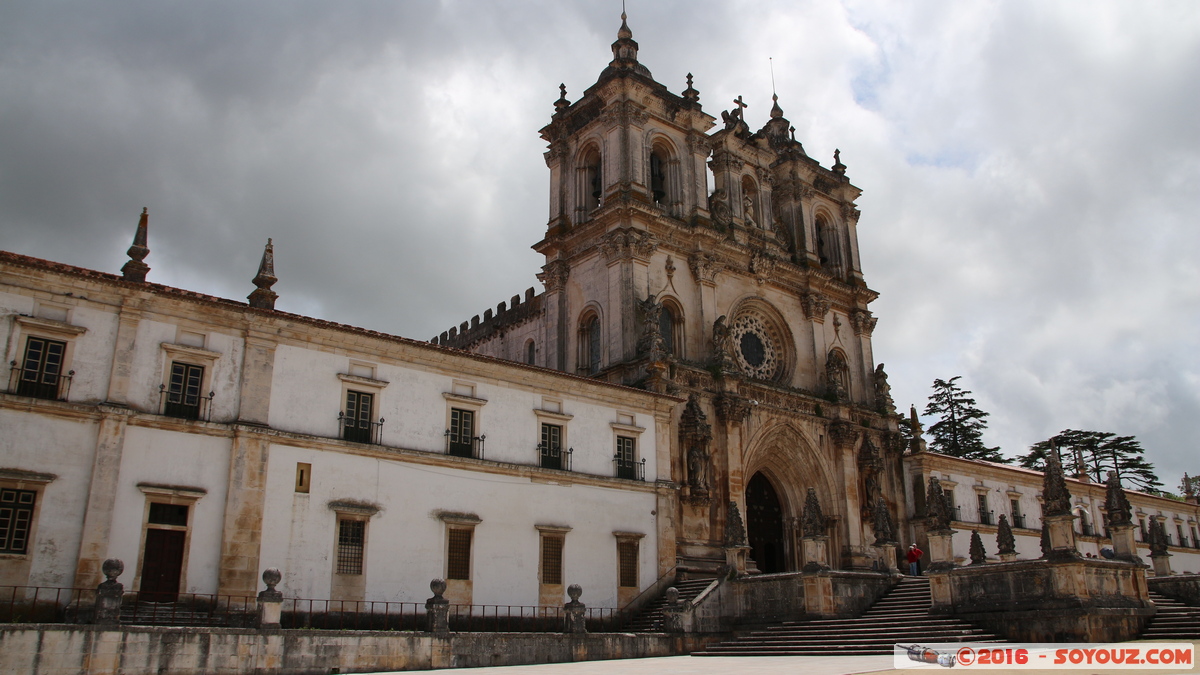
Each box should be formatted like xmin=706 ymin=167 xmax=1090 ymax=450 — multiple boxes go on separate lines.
xmin=541 ymin=535 xmax=563 ymax=585
xmin=449 ymin=408 xmax=475 ymax=458
xmin=615 ymin=436 xmax=637 ymax=480
xmin=540 ymin=423 xmax=564 ymax=470
xmin=617 ymin=540 xmax=638 ymax=588
xmin=447 ymin=528 xmax=472 ymax=580
xmin=18 ymin=337 xmax=66 ymax=400
xmin=165 ymin=362 xmax=204 ymax=419
xmin=0 ymin=488 xmax=36 ymax=554
xmin=148 ymin=503 xmax=188 ymax=527
xmin=337 ymin=519 xmax=365 ymax=575
xmin=343 ymin=390 xmax=374 ymax=443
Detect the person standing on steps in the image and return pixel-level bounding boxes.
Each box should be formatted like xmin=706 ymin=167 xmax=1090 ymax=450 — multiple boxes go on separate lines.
xmin=906 ymin=543 xmax=923 ymax=576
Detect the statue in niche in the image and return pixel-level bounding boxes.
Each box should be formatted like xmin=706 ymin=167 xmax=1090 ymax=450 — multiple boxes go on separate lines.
xmin=712 ymin=315 xmax=730 ymax=357
xmin=743 ymin=194 xmax=757 ymax=228
xmin=687 ymin=444 xmax=710 ymax=495
xmin=637 ymin=293 xmax=665 ymax=362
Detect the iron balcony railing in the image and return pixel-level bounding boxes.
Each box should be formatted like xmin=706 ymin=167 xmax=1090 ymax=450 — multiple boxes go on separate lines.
xmin=1080 ymin=522 xmax=1095 ymax=537
xmin=538 ymin=443 xmax=572 ymax=471
xmin=612 ymin=456 xmax=646 ymax=481
xmin=158 ymin=384 xmax=215 ymax=421
xmin=444 ymin=431 xmax=486 ymax=460
xmin=978 ymin=509 xmax=994 ymax=526
xmin=951 ymin=506 xmax=962 ymax=522
xmin=338 ymin=412 xmax=384 ymax=445
xmin=1011 ymin=514 xmax=1027 ymax=529
xmin=8 ymin=361 xmax=73 ymax=401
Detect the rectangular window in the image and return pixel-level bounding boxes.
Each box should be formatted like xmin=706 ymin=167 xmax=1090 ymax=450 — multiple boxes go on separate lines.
xmin=615 ymin=436 xmax=638 ymax=480
xmin=448 ymin=408 xmax=475 ymax=458
xmin=164 ymin=362 xmax=204 ymax=419
xmin=148 ymin=502 xmax=189 ymax=527
xmin=617 ymin=540 xmax=638 ymax=588
xmin=540 ymin=423 xmax=565 ymax=470
xmin=343 ymin=390 xmax=375 ymax=444
xmin=0 ymin=488 xmax=36 ymax=554
xmin=977 ymin=494 xmax=991 ymax=524
xmin=337 ymin=519 xmax=365 ymax=575
xmin=944 ymin=489 xmax=957 ymax=521
xmin=295 ymin=463 xmax=311 ymax=493
xmin=447 ymin=528 xmax=473 ymax=580
xmin=541 ymin=534 xmax=564 ymax=585
xmin=17 ymin=337 xmax=66 ymax=400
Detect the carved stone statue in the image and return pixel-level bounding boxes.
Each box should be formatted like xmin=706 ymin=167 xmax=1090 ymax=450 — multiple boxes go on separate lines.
xmin=925 ymin=476 xmax=952 ymax=532
xmin=825 ymin=350 xmax=848 ymax=402
xmin=679 ymin=395 xmax=712 ymax=499
xmin=637 ymin=293 xmax=666 ymax=362
xmin=742 ymin=194 xmax=756 ymax=228
xmin=996 ymin=514 xmax=1017 ymax=556
xmin=687 ymin=445 xmax=710 ymax=495
xmin=872 ymin=498 xmax=896 ymax=546
xmin=709 ymin=189 xmax=732 ymax=228
xmin=711 ymin=315 xmax=736 ymax=373
xmin=873 ymin=363 xmax=896 ymax=415
xmin=1041 ymin=443 xmax=1073 ymax=517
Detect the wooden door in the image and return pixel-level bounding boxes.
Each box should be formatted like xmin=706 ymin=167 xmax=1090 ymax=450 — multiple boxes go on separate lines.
xmin=141 ymin=528 xmax=185 ymax=602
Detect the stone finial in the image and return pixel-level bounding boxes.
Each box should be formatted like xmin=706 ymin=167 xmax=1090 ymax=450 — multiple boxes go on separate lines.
xmin=102 ymin=557 xmax=125 ymax=582
xmin=563 ymin=583 xmax=586 ymax=634
xmin=1041 ymin=441 xmax=1073 ymax=517
xmin=1148 ymin=518 xmax=1170 ymax=557
xmin=724 ymin=501 xmax=747 ymax=548
xmin=801 ymin=487 xmax=827 ymax=538
xmin=832 ymin=149 xmax=846 ymax=175
xmin=121 ymin=208 xmax=151 ymax=282
xmin=554 ymin=83 xmax=570 ymax=112
xmin=426 ymin=578 xmax=450 ymax=633
xmin=1104 ymin=471 xmax=1133 ymax=527
xmin=996 ymin=514 xmax=1017 ymax=556
xmin=872 ymin=497 xmax=897 ymax=546
xmin=259 ymin=567 xmax=283 ymax=601
xmin=908 ymin=405 xmax=925 ymax=454
xmin=1039 ymin=521 xmax=1051 ymax=558
xmin=925 ymin=476 xmax=952 ymax=532
xmin=969 ymin=531 xmax=987 ymax=565
xmin=94 ymin=558 xmax=125 ymax=625
xmin=248 ymin=238 xmax=278 ymax=310
xmin=682 ymin=73 xmax=699 ymax=102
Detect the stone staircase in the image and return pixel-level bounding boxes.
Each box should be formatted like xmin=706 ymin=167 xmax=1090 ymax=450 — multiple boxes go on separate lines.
xmin=1143 ymin=590 xmax=1200 ymax=639
xmin=695 ymin=576 xmax=1004 ymax=656
xmin=624 ymin=578 xmax=716 ymax=632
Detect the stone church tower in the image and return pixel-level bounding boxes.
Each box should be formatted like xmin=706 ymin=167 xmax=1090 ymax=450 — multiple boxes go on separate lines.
xmin=440 ymin=14 xmax=904 ymax=575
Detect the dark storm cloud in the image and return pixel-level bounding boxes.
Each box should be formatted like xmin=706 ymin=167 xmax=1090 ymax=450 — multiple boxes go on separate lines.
xmin=1 ymin=1 xmax=1197 ymax=488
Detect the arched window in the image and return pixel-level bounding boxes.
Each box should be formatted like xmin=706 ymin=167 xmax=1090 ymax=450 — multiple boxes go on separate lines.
xmin=579 ymin=313 xmax=602 ymax=375
xmin=578 ymin=146 xmax=602 ymax=216
xmin=815 ymin=213 xmax=846 ymax=278
xmin=525 ymin=340 xmax=536 ymax=366
xmin=658 ymin=300 xmax=683 ymax=357
xmin=650 ymin=149 xmax=668 ymax=206
xmin=741 ymin=175 xmax=760 ymax=228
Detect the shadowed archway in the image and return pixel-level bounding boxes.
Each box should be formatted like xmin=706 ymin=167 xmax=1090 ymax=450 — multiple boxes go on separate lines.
xmin=746 ymin=472 xmax=785 ymax=573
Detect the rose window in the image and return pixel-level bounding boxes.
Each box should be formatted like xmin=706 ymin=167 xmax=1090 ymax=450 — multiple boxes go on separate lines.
xmin=730 ymin=314 xmax=778 ymax=380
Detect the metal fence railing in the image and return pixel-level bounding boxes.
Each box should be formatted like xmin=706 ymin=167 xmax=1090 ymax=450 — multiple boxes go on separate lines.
xmin=0 ymin=585 xmax=629 ymax=632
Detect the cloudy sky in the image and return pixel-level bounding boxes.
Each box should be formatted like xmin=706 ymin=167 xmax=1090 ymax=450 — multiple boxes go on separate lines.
xmin=2 ymin=1 xmax=1197 ymax=490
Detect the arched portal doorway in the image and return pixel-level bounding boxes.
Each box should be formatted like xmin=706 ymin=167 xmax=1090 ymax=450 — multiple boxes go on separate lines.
xmin=746 ymin=472 xmax=786 ymax=573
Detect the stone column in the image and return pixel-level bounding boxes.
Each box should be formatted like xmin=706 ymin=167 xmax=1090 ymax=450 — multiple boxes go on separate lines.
xmin=217 ymin=427 xmax=270 ymax=596
xmin=257 ymin=568 xmax=283 ymax=629
xmin=1109 ymin=523 xmax=1141 ymax=563
xmin=426 ymin=579 xmax=450 ymax=634
xmin=1044 ymin=513 xmax=1080 ymax=560
xmin=74 ymin=406 xmax=132 ymax=589
xmin=103 ymin=301 xmax=143 ymax=406
xmin=93 ymin=559 xmax=124 ymax=625
xmin=236 ymin=330 xmax=277 ymax=426
xmin=563 ymin=584 xmax=586 ymax=634
xmin=925 ymin=530 xmax=956 ymax=572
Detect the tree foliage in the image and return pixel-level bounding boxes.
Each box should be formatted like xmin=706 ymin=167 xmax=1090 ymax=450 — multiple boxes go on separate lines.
xmin=1017 ymin=429 xmax=1162 ymax=493
xmin=923 ymin=377 xmax=1008 ymax=463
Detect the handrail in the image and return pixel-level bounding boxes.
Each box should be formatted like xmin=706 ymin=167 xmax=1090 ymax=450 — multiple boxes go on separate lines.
xmin=613 ymin=564 xmax=678 ymax=627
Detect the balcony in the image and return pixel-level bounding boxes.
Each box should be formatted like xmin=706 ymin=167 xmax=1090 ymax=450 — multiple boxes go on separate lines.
xmin=1011 ymin=514 xmax=1027 ymax=529
xmin=613 ymin=456 xmax=645 ymax=481
xmin=338 ymin=412 xmax=384 ymax=445
xmin=538 ymin=444 xmax=572 ymax=471
xmin=159 ymin=384 xmax=214 ymax=421
xmin=8 ymin=362 xmax=73 ymax=401
xmin=978 ymin=509 xmax=994 ymax=526
xmin=445 ymin=432 xmax=485 ymax=460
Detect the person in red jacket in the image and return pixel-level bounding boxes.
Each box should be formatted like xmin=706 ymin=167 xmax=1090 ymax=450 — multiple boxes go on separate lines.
xmin=906 ymin=543 xmax=923 ymax=576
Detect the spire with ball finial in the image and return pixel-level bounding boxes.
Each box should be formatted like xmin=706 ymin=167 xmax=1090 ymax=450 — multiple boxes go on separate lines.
xmin=248 ymin=238 xmax=278 ymax=310
xmin=121 ymin=208 xmax=150 ymax=282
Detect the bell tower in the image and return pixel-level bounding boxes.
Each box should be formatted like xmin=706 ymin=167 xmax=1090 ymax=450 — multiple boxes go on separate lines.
xmin=535 ymin=12 xmax=715 ymax=375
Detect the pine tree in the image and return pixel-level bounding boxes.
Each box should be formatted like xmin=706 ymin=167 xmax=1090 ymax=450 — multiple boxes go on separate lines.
xmin=1018 ymin=430 xmax=1161 ymax=492
xmin=923 ymin=377 xmax=1008 ymax=462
